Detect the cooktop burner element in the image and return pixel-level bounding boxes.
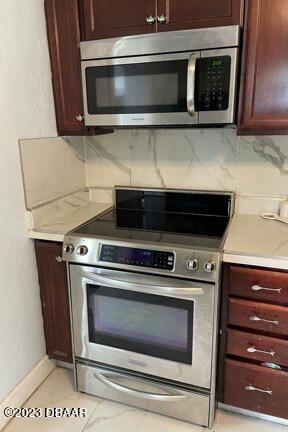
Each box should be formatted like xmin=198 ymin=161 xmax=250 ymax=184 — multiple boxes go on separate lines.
xmin=75 ymin=188 xmax=231 ymax=248
xmin=63 ymin=188 xmax=234 ymax=282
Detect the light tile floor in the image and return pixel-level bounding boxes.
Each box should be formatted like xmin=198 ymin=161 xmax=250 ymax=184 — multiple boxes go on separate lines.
xmin=3 ymin=368 xmax=288 ymax=432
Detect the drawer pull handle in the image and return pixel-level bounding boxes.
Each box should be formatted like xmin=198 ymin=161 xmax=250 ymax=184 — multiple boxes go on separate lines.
xmin=250 ymin=315 xmax=279 ymax=325
xmin=247 ymin=346 xmax=275 ymax=356
xmin=245 ymin=385 xmax=272 ymax=395
xmin=55 ymin=256 xmax=62 ymax=263
xmin=252 ymin=285 xmax=282 ymax=293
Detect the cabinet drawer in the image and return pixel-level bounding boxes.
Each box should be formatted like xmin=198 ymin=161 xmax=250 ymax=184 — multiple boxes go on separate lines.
xmin=223 ymin=359 xmax=288 ymax=419
xmin=227 ymin=328 xmax=288 ymax=367
xmin=229 ymin=266 xmax=288 ymax=305
xmin=229 ymin=298 xmax=288 ymax=337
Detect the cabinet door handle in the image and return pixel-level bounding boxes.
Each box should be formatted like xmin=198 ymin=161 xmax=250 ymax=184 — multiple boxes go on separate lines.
xmin=157 ymin=14 xmax=167 ymax=24
xmin=55 ymin=256 xmax=63 ymax=263
xmin=247 ymin=346 xmax=275 ymax=356
xmin=250 ymin=315 xmax=279 ymax=325
xmin=251 ymin=284 xmax=282 ymax=293
xmin=146 ymin=15 xmax=156 ymax=24
xmin=75 ymin=114 xmax=84 ymax=122
xmin=245 ymin=385 xmax=272 ymax=395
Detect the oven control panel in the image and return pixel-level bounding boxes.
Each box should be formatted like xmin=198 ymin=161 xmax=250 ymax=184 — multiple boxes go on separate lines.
xmin=99 ymin=244 xmax=175 ymax=270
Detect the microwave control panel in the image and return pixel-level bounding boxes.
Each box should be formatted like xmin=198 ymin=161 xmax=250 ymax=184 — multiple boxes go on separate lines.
xmin=196 ymin=56 xmax=231 ymax=111
xmin=99 ymin=244 xmax=175 ymax=270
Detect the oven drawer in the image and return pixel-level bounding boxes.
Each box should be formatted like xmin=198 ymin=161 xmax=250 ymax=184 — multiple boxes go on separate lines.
xmin=229 ymin=266 xmax=288 ymax=305
xmin=223 ymin=359 xmax=288 ymax=419
xmin=226 ymin=328 xmax=288 ymax=367
xmin=228 ymin=298 xmax=288 ymax=337
xmin=76 ymin=363 xmax=210 ymax=427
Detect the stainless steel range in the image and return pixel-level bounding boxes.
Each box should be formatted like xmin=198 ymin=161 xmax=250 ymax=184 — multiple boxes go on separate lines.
xmin=63 ymin=187 xmax=234 ymax=427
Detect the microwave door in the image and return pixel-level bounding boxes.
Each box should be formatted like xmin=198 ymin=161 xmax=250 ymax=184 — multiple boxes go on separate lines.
xmin=81 ymin=53 xmax=200 ymax=127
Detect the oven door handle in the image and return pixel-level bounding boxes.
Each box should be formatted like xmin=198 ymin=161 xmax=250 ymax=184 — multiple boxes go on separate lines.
xmin=79 ymin=270 xmax=204 ymax=297
xmin=94 ymin=370 xmax=187 ymax=401
xmin=187 ymin=53 xmax=197 ymax=117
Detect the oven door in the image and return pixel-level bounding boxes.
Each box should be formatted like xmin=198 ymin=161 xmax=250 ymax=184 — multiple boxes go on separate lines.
xmin=70 ymin=265 xmax=216 ymax=389
xmin=81 ymin=52 xmax=200 ymax=127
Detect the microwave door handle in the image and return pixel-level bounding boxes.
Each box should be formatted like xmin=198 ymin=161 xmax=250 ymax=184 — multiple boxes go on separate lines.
xmin=187 ymin=54 xmax=197 ymax=116
xmin=79 ymin=270 xmax=204 ymax=297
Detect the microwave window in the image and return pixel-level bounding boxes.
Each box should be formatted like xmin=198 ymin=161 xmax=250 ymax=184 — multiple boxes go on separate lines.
xmin=95 ymin=73 xmax=179 ymax=108
xmin=85 ymin=60 xmax=188 ymax=115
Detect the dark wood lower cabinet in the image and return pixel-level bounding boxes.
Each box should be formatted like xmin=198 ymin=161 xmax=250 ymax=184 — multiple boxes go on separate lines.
xmin=35 ymin=241 xmax=72 ymax=364
xmin=224 ymin=359 xmax=288 ymax=419
xmin=218 ymin=263 xmax=288 ymax=420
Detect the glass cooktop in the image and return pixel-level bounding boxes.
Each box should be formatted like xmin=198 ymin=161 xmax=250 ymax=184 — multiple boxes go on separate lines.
xmin=73 ymin=189 xmax=233 ymax=251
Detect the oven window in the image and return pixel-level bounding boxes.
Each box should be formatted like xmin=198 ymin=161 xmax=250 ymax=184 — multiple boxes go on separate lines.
xmin=87 ymin=285 xmax=193 ymax=364
xmin=85 ymin=60 xmax=188 ymax=115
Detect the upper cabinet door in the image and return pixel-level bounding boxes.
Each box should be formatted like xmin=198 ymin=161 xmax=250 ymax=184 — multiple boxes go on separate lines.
xmin=156 ymin=0 xmax=243 ymax=32
xmin=45 ymin=0 xmax=87 ymax=135
xmin=81 ymin=0 xmax=157 ymax=40
xmin=238 ymin=0 xmax=288 ymax=135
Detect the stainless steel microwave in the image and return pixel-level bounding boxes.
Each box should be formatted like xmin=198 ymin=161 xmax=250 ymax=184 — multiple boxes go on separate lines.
xmin=80 ymin=26 xmax=240 ymax=127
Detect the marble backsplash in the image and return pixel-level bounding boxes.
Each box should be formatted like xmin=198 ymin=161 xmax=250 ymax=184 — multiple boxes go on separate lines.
xmin=19 ymin=136 xmax=86 ymax=209
xmin=85 ymin=129 xmax=288 ymax=214
xmin=20 ymin=129 xmax=288 ymax=214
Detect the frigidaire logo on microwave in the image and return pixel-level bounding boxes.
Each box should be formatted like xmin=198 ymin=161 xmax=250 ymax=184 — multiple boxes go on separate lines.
xmin=129 ymin=359 xmax=147 ymax=367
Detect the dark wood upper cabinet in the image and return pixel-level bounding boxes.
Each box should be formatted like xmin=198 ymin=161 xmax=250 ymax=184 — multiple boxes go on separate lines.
xmin=35 ymin=241 xmax=72 ymax=364
xmin=157 ymin=0 xmax=243 ymax=32
xmin=80 ymin=0 xmax=243 ymax=41
xmin=238 ymin=0 xmax=288 ymax=135
xmin=45 ymin=0 xmax=88 ymax=135
xmin=81 ymin=0 xmax=157 ymax=40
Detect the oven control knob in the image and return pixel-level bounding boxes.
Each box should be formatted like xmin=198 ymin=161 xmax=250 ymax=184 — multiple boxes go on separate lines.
xmin=186 ymin=259 xmax=198 ymax=271
xmin=204 ymin=261 xmax=216 ymax=273
xmin=64 ymin=244 xmax=74 ymax=254
xmin=77 ymin=245 xmax=88 ymax=256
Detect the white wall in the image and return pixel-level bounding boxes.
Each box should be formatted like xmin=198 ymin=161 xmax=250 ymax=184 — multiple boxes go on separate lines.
xmin=0 ymin=0 xmax=57 ymax=400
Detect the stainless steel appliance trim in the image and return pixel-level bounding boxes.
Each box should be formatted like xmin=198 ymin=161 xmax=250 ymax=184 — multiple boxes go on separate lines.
xmin=80 ymin=26 xmax=240 ymax=60
xmin=82 ymin=51 xmax=199 ymax=67
xmin=63 ymin=237 xmax=221 ymax=282
xmin=98 ymin=243 xmax=177 ymax=273
xmin=94 ymin=369 xmax=187 ymax=401
xmin=81 ymin=52 xmax=200 ymax=127
xmin=187 ymin=54 xmax=197 ymax=117
xmin=70 ymin=264 xmax=216 ymax=388
xmin=199 ymin=47 xmax=239 ymax=125
xmin=79 ymin=269 xmax=204 ymax=299
xmin=77 ymin=363 xmax=210 ymax=426
xmin=83 ymin=112 xmax=199 ymax=127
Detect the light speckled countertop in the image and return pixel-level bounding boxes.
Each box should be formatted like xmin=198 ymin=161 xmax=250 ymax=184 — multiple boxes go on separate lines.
xmin=29 ymin=205 xmax=288 ymax=271
xmin=29 ymin=202 xmax=112 ymax=242
xmin=223 ymin=214 xmax=288 ymax=270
